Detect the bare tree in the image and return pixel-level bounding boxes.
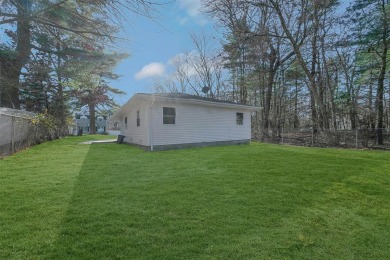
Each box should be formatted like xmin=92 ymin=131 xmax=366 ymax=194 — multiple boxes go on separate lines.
xmin=154 ymin=33 xmax=228 ymax=99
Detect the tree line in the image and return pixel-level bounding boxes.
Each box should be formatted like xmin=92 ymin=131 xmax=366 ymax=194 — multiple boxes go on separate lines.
xmin=155 ymin=0 xmax=389 ymax=145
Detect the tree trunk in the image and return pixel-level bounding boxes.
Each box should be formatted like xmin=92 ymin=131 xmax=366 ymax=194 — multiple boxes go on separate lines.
xmin=368 ymin=74 xmax=375 ymax=129
xmin=56 ymin=40 xmax=67 ymax=137
xmin=309 ymin=88 xmax=318 ymax=129
xmin=294 ymin=78 xmax=299 ymax=129
xmin=375 ymin=44 xmax=388 ymax=145
xmin=348 ymin=78 xmax=358 ymax=130
xmin=263 ymin=69 xmax=276 ymax=129
xmin=321 ymin=36 xmax=337 ymax=131
xmin=89 ymin=103 xmax=96 ymax=134
xmin=239 ymin=47 xmax=248 ymax=104
xmin=0 ymin=59 xmax=20 ymax=108
xmin=263 ymin=47 xmax=278 ymax=130
xmin=375 ymin=0 xmax=388 ymax=145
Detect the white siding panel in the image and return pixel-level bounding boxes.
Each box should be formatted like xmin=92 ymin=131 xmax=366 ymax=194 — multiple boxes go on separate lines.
xmin=121 ymin=101 xmax=150 ymax=146
xmin=151 ymin=101 xmax=251 ymax=146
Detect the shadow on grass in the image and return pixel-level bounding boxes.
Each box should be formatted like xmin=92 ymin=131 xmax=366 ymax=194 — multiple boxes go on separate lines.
xmin=49 ymin=143 xmax=390 ymax=259
xmin=49 ymin=143 xmax=147 ymax=258
xmin=0 ymin=136 xmax=96 ymax=259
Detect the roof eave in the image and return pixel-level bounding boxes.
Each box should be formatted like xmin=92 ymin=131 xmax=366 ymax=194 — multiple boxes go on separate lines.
xmin=109 ymin=93 xmax=260 ymax=122
xmin=109 ymin=93 xmax=153 ymax=122
xmin=150 ymin=94 xmax=260 ymax=111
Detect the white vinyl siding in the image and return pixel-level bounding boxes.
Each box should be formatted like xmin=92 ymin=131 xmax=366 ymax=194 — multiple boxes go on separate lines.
xmin=121 ymin=101 xmax=150 ymax=146
xmin=151 ymin=101 xmax=251 ymax=146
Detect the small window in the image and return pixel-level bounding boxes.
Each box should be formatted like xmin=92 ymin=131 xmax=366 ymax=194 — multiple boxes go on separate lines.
xmin=163 ymin=107 xmax=176 ymax=124
xmin=236 ymin=112 xmax=243 ymax=125
xmin=136 ymin=110 xmax=140 ymax=127
xmin=124 ymin=117 xmax=128 ymax=129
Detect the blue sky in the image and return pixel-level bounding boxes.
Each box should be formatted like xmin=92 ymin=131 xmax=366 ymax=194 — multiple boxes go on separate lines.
xmin=111 ymin=0 xmax=218 ymax=105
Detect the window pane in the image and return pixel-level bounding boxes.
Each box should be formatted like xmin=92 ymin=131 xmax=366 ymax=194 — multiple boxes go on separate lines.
xmin=136 ymin=110 xmax=140 ymax=126
xmin=236 ymin=113 xmax=243 ymax=125
xmin=163 ymin=107 xmax=176 ymax=124
xmin=163 ymin=116 xmax=175 ymax=124
xmin=163 ymin=107 xmax=176 ymax=116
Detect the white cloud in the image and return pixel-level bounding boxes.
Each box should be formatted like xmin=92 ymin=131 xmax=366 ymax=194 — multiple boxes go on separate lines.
xmin=178 ymin=0 xmax=201 ymax=17
xmin=168 ymin=53 xmax=186 ymax=65
xmin=169 ymin=52 xmax=198 ymax=77
xmin=135 ymin=62 xmax=166 ymax=80
xmin=177 ymin=0 xmax=208 ymax=26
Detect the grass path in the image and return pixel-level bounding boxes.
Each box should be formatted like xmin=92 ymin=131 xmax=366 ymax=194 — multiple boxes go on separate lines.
xmin=1 ymin=136 xmax=390 ymax=259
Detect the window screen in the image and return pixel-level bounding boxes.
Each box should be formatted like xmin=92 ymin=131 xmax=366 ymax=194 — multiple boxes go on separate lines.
xmin=163 ymin=107 xmax=176 ymax=124
xmin=236 ymin=112 xmax=243 ymax=125
xmin=136 ymin=110 xmax=140 ymax=127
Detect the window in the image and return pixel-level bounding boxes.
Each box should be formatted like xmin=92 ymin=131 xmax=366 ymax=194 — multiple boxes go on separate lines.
xmin=136 ymin=110 xmax=140 ymax=127
xmin=124 ymin=117 xmax=128 ymax=129
xmin=163 ymin=107 xmax=176 ymax=124
xmin=236 ymin=112 xmax=243 ymax=125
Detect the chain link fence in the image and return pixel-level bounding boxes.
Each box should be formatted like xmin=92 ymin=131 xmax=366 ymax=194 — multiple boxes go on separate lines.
xmin=254 ymin=128 xmax=390 ymax=149
xmin=0 ymin=108 xmax=61 ymax=157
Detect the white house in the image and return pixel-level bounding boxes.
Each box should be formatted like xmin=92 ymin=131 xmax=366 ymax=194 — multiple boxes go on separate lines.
xmin=110 ymin=93 xmax=259 ymax=151
xmin=74 ymin=105 xmax=107 ymax=134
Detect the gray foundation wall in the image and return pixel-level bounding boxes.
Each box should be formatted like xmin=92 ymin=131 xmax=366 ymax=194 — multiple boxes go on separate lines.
xmin=123 ymin=139 xmax=250 ymax=151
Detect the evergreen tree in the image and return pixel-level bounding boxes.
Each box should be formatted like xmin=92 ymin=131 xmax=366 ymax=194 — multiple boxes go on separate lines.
xmin=347 ymin=0 xmax=389 ymax=144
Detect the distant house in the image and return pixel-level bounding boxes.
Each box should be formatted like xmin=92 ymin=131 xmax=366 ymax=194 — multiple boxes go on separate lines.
xmin=109 ymin=93 xmax=259 ymax=151
xmin=74 ymin=107 xmax=107 ymax=134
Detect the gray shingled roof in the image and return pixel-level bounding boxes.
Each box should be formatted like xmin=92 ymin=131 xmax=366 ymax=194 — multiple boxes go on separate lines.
xmin=109 ymin=92 xmax=259 ymax=122
xmin=139 ymin=93 xmax=256 ymax=107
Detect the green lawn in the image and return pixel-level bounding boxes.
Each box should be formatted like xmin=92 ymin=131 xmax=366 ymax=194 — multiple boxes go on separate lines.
xmin=1 ymin=136 xmax=389 ymax=259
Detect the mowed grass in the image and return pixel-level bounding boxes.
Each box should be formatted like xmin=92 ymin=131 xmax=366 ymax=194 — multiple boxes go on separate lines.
xmin=1 ymin=136 xmax=389 ymax=259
